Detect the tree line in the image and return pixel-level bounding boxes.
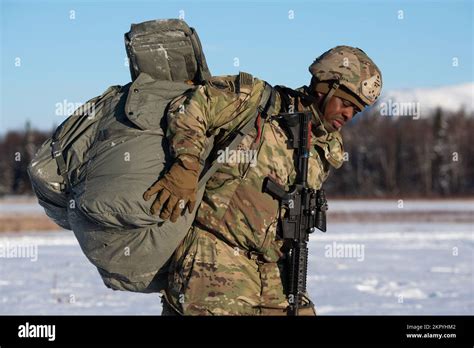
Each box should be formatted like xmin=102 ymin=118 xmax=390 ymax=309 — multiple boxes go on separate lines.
xmin=325 ymin=107 xmax=473 ymax=197
xmin=0 ymin=108 xmax=472 ymax=197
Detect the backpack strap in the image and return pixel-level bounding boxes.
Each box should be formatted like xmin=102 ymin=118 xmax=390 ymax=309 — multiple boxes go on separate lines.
xmin=197 ymin=81 xmax=274 ymax=188
xmin=189 ymin=27 xmax=212 ymax=83
xmin=51 ymin=137 xmax=71 ymax=193
xmin=257 ymin=81 xmax=276 ymax=117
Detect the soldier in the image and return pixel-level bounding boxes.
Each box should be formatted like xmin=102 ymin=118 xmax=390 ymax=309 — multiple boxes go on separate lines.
xmin=143 ymin=45 xmax=382 ymax=315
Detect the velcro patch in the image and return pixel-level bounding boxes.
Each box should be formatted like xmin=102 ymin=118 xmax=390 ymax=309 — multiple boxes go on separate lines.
xmin=361 ymin=74 xmax=382 ymax=102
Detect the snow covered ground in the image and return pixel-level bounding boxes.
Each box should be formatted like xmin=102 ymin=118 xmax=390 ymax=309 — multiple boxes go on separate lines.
xmin=0 ymin=200 xmax=472 ymax=315
xmin=309 ymin=221 xmax=473 ymax=315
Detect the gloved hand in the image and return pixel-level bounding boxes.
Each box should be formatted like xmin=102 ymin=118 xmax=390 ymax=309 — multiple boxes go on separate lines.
xmin=143 ymin=155 xmax=200 ymax=222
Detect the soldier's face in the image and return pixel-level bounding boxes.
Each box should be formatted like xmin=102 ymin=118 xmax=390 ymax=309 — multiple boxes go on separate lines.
xmin=319 ymin=94 xmax=357 ymax=133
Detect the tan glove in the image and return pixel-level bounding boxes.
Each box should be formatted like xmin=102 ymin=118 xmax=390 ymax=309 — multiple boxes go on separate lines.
xmin=143 ymin=155 xmax=200 ymax=222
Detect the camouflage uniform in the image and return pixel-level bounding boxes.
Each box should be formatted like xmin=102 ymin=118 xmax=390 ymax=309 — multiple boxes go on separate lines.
xmin=163 ymin=46 xmax=381 ymax=315
xmin=162 ymin=76 xmax=344 ymax=315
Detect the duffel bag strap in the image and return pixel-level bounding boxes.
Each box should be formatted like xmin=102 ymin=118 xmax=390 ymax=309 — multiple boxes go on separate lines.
xmin=197 ymin=82 xmax=274 ymax=188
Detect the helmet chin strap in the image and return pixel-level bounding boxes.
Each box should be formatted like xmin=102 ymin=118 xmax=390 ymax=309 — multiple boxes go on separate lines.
xmin=321 ymin=80 xmax=340 ymax=113
xmin=309 ymin=104 xmax=325 ymax=130
xmin=305 ymin=81 xmax=339 ymax=135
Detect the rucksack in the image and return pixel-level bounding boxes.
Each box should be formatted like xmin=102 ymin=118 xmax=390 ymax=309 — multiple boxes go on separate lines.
xmin=125 ymin=19 xmax=211 ymax=83
xmin=28 ymin=19 xmax=274 ymax=293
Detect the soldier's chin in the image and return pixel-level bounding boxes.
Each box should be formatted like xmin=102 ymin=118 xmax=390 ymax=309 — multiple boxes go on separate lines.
xmin=322 ymin=119 xmax=339 ymax=133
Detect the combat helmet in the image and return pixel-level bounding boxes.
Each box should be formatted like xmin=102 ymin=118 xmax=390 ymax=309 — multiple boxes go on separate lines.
xmin=309 ymin=45 xmax=382 ymax=113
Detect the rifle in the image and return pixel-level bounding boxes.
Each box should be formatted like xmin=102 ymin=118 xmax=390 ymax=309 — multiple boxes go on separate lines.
xmin=262 ymin=111 xmax=328 ymax=316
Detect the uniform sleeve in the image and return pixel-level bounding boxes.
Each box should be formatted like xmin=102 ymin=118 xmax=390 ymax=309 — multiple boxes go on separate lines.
xmin=166 ymin=80 xmax=264 ymax=162
xmin=166 ymin=86 xmax=211 ymax=161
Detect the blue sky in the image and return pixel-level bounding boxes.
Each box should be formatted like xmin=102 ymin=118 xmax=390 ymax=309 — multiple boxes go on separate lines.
xmin=1 ymin=0 xmax=473 ymax=132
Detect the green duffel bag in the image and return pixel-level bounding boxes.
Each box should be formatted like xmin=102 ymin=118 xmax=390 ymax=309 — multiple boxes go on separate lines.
xmin=28 ymin=19 xmax=211 ymax=293
xmin=28 ymin=19 xmax=272 ymax=293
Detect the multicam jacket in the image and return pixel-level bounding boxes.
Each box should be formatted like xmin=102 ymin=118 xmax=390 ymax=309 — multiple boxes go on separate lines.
xmin=166 ymin=73 xmax=344 ymax=262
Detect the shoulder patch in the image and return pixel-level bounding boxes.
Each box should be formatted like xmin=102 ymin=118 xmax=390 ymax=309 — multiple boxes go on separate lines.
xmin=238 ymin=72 xmax=253 ymax=89
xmin=207 ymin=76 xmax=237 ymax=94
xmin=206 ymin=72 xmax=254 ymax=95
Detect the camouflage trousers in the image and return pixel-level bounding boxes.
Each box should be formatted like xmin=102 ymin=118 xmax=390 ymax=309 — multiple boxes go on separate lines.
xmin=163 ymin=226 xmax=316 ymax=316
